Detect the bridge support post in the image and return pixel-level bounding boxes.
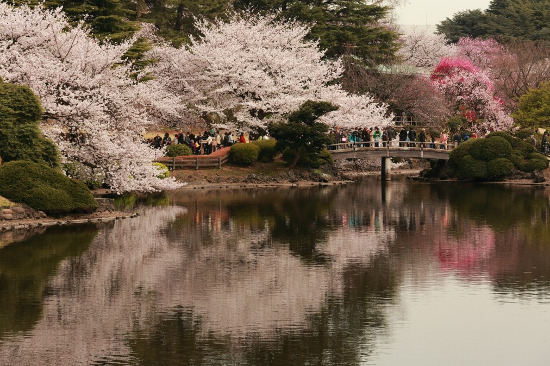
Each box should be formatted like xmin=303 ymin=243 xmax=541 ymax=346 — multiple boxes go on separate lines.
xmin=381 ymin=157 xmax=391 ymax=181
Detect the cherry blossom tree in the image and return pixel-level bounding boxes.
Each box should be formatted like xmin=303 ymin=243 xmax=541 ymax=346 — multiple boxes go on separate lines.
xmin=397 ymin=26 xmax=455 ymax=71
xmin=147 ymin=14 xmax=392 ymax=132
xmin=0 ymin=3 xmax=183 ymax=193
xmin=430 ymin=57 xmax=513 ymax=132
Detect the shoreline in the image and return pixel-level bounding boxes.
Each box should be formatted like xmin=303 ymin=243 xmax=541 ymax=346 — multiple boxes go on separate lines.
xmin=2 ymin=167 xmax=549 ymax=237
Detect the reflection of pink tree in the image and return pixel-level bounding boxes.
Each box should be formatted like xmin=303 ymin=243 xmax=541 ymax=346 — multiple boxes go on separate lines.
xmin=437 ymin=227 xmax=495 ymax=274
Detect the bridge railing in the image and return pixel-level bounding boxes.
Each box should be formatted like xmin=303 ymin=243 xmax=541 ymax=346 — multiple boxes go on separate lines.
xmin=327 ymin=140 xmax=456 ymax=151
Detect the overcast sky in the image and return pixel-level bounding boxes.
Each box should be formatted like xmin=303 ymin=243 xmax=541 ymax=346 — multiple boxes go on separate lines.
xmin=395 ymin=0 xmax=492 ymax=26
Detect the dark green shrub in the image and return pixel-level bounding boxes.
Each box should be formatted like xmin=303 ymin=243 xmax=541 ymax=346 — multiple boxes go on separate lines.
xmin=165 ymin=144 xmax=192 ymax=157
xmin=466 ymin=138 xmax=485 ymax=160
xmin=449 ymin=139 xmax=476 ymax=168
xmin=317 ymin=148 xmax=334 ymax=166
xmin=229 ymin=143 xmax=260 ymax=166
xmin=0 ymin=81 xmax=59 ymax=168
xmin=458 ymin=155 xmax=487 ymax=180
xmin=524 ymin=157 xmax=549 ymax=172
xmin=509 ymin=149 xmax=526 ymax=170
xmin=480 ymin=136 xmax=512 ymax=161
xmin=487 ymin=158 xmax=514 ymax=180
xmin=282 ymin=147 xmax=308 ymax=166
xmin=251 ymin=139 xmax=277 ymax=162
xmin=514 ymin=128 xmax=534 ymax=140
xmin=527 ymin=152 xmax=548 ymax=161
xmin=486 ymin=131 xmax=514 ymax=144
xmin=0 ymin=161 xmax=98 ymax=214
xmin=513 ymin=139 xmax=536 ymax=155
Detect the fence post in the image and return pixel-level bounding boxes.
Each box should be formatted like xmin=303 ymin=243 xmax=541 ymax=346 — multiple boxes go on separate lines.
xmin=218 ymin=157 xmax=221 ymax=169
xmin=172 ymin=157 xmax=176 ymax=171
xmin=196 ymin=158 xmax=199 ymax=170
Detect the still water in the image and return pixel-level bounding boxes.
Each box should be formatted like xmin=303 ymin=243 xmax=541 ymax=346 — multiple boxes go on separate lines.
xmin=1 ymin=178 xmax=550 ymax=365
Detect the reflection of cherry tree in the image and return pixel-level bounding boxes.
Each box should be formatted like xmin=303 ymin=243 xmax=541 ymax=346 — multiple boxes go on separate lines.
xmin=0 ymin=198 xmax=395 ymax=364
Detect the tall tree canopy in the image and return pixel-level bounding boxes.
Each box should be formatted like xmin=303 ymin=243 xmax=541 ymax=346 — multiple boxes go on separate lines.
xmin=233 ymin=0 xmax=399 ymax=65
xmin=437 ymin=0 xmax=550 ymax=43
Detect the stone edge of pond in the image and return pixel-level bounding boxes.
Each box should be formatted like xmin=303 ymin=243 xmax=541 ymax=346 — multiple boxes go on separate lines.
xmin=0 ymin=212 xmax=139 ymax=233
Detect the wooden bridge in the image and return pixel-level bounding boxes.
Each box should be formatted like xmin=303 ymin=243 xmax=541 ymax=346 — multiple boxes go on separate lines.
xmin=328 ymin=141 xmax=454 ymax=180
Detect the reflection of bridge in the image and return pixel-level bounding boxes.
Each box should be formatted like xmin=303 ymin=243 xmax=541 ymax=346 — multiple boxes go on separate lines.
xmin=328 ymin=141 xmax=454 ymax=180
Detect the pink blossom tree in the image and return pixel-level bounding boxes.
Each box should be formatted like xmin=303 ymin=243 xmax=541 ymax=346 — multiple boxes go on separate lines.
xmin=148 ymin=14 xmax=392 ymax=132
xmin=0 ymin=3 xmax=183 ymax=193
xmin=430 ymin=57 xmax=513 ymax=132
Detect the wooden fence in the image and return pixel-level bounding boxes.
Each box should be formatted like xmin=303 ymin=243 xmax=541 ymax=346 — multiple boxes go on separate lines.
xmin=155 ymin=151 xmax=229 ymax=170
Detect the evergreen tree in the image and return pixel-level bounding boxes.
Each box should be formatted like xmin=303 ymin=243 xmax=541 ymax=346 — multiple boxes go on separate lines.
xmin=234 ymin=0 xmax=399 ymax=65
xmin=437 ymin=0 xmax=550 ymax=43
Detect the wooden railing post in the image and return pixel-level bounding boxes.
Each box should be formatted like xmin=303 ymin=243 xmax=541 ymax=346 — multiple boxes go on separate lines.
xmin=195 ymin=158 xmax=199 ymax=170
xmin=172 ymin=157 xmax=176 ymax=171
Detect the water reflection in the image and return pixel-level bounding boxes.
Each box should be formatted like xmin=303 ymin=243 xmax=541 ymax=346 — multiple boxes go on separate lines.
xmin=0 ymin=180 xmax=549 ymax=365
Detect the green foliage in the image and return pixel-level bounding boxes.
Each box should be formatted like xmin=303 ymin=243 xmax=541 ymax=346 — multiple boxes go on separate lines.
xmin=0 ymin=161 xmax=98 ymax=214
xmin=269 ymin=100 xmax=336 ymax=168
xmin=153 ymin=162 xmax=170 ymax=179
xmin=446 ymin=115 xmax=467 ymax=133
xmin=437 ymin=0 xmax=550 ymax=43
xmin=514 ymin=128 xmax=535 ymax=140
xmin=229 ymin=143 xmax=260 ymax=166
xmin=448 ymin=138 xmax=476 ymax=168
xmin=524 ymin=157 xmax=549 ymax=171
xmin=509 ymin=149 xmax=526 ymax=169
xmin=487 ymin=158 xmax=514 ymax=180
xmin=251 ymin=139 xmax=277 ymax=162
xmin=458 ymin=155 xmax=487 ymax=180
xmin=480 ymin=136 xmax=513 ymax=161
xmin=165 ymin=144 xmax=192 ymax=157
xmin=513 ymin=82 xmax=550 ymax=129
xmin=447 ymin=131 xmax=548 ymax=180
xmin=0 ymin=80 xmax=59 ymax=168
xmin=234 ymin=0 xmax=399 ymax=65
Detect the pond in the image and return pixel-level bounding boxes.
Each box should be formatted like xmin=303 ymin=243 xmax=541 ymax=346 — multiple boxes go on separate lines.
xmin=1 ymin=178 xmax=550 ymax=365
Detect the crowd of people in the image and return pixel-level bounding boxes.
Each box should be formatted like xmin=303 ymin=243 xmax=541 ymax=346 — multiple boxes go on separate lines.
xmin=148 ymin=130 xmax=249 ymax=155
xmin=330 ymin=126 xmax=478 ymax=149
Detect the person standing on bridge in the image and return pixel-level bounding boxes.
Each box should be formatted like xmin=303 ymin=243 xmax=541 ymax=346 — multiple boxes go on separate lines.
xmin=373 ymin=127 xmax=381 ymax=147
xmin=408 ymin=128 xmax=417 ymax=147
xmin=418 ymin=129 xmax=426 ymax=148
xmin=399 ymin=128 xmax=407 ymax=147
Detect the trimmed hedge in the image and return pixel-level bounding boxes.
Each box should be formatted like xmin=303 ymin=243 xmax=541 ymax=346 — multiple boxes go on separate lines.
xmin=487 ymin=158 xmax=514 ymax=179
xmin=447 ymin=132 xmax=547 ymax=180
xmin=251 ymin=139 xmax=277 ymax=162
xmin=229 ymin=143 xmax=260 ymax=166
xmin=458 ymin=155 xmax=487 ymax=179
xmin=165 ymin=144 xmax=192 ymax=157
xmin=0 ymin=80 xmax=59 ymax=168
xmin=0 ymin=161 xmax=98 ymax=214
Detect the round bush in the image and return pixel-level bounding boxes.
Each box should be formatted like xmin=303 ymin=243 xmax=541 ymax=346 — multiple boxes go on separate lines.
xmin=524 ymin=158 xmax=549 ymax=172
xmin=229 ymin=143 xmax=260 ymax=166
xmin=465 ymin=138 xmax=485 ymax=160
xmin=165 ymin=144 xmax=192 ymax=157
xmin=514 ymin=128 xmax=534 ymax=140
xmin=449 ymin=139 xmax=477 ymax=168
xmin=458 ymin=155 xmax=488 ymax=180
xmin=0 ymin=161 xmax=98 ymax=214
xmin=487 ymin=158 xmax=514 ymax=180
xmin=486 ymin=131 xmax=514 ymax=144
xmin=509 ymin=149 xmax=526 ymax=170
xmin=251 ymin=139 xmax=277 ymax=162
xmin=480 ymin=136 xmax=512 ymax=161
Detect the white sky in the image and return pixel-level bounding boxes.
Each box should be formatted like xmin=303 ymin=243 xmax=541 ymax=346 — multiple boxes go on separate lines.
xmin=395 ymin=0 xmax=492 ymax=26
